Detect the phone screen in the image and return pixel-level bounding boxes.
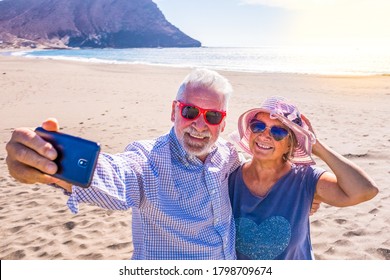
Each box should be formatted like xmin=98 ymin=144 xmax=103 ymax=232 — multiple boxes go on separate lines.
xmin=35 ymin=127 xmax=101 ymax=188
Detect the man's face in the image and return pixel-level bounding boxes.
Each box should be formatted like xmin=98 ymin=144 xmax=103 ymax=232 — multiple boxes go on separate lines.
xmin=171 ymin=88 xmax=226 ymax=161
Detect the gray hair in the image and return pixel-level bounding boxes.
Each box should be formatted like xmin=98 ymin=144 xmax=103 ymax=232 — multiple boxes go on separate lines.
xmin=175 ymin=68 xmax=233 ymax=110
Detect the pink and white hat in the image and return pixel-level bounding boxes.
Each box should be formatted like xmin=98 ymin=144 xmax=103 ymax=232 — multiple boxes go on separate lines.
xmin=236 ymin=96 xmax=316 ymax=165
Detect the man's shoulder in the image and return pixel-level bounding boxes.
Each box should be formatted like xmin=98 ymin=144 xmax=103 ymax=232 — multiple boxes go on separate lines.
xmin=215 ymin=137 xmax=237 ymax=153
xmin=124 ymin=133 xmax=170 ymax=155
xmin=212 ymin=137 xmax=245 ymax=171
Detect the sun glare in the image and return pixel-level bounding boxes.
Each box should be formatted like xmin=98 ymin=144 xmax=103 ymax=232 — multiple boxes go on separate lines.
xmin=286 ymin=1 xmax=390 ymax=46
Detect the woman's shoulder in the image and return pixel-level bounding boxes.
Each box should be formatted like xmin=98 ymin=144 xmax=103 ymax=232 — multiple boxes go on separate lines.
xmin=290 ymin=164 xmax=327 ymax=182
xmin=292 ymin=164 xmax=325 ymax=173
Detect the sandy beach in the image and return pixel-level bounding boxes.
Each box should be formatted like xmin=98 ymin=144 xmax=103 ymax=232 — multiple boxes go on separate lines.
xmin=0 ymin=54 xmax=389 ymax=260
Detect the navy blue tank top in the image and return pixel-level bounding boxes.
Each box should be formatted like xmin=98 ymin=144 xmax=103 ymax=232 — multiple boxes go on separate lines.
xmin=229 ymin=164 xmax=325 ymax=260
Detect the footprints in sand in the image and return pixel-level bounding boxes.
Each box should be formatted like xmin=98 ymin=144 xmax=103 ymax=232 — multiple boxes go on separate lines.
xmin=334 ymin=218 xmax=347 ymax=225
xmin=63 ymin=221 xmax=76 ymax=230
xmin=369 ymin=208 xmax=379 ymax=214
xmin=79 ymin=107 xmax=129 ymax=127
xmin=107 ymin=242 xmax=132 ymax=250
xmin=311 ymin=203 xmax=390 ymax=260
xmin=2 ymin=220 xmax=133 ymax=260
xmin=9 ymin=225 xmax=23 ymax=233
xmin=0 ymin=182 xmax=133 ymax=259
xmin=333 ymin=239 xmax=353 ymax=247
xmin=343 ymin=229 xmax=366 ymax=237
xmin=3 ymin=250 xmax=26 ymax=259
xmin=77 ymin=253 xmax=104 ymax=260
xmin=377 ymin=248 xmax=390 ymax=260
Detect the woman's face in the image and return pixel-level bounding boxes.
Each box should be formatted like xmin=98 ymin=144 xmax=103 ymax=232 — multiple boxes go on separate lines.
xmin=248 ymin=113 xmax=291 ymax=162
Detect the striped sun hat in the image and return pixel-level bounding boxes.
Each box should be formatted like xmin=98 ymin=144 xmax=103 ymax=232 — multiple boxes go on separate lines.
xmin=235 ymin=96 xmax=316 ymax=165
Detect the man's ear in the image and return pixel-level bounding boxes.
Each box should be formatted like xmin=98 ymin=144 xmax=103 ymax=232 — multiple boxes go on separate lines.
xmin=171 ymin=101 xmax=177 ymax=122
xmin=220 ymin=120 xmax=226 ymax=133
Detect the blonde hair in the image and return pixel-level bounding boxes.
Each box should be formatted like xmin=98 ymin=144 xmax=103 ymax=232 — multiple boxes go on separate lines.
xmin=283 ymin=131 xmax=297 ymax=162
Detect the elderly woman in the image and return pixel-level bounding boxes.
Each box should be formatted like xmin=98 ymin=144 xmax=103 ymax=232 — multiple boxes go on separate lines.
xmin=229 ymin=96 xmax=378 ymax=260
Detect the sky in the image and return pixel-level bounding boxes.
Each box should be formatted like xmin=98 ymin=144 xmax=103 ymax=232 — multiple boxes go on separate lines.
xmin=154 ymin=0 xmax=390 ymax=47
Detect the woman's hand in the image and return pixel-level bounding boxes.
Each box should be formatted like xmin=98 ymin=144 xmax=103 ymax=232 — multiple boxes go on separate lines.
xmin=301 ymin=114 xmax=320 ymax=156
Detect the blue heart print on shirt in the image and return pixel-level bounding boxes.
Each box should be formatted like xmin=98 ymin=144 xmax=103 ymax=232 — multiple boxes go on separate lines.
xmin=235 ymin=216 xmax=291 ymax=260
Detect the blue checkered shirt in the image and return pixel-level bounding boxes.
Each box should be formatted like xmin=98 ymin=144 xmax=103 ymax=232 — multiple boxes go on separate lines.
xmin=66 ymin=128 xmax=241 ymax=259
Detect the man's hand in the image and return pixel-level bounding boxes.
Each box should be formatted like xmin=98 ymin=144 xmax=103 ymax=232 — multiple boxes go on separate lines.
xmin=310 ymin=198 xmax=321 ymax=216
xmin=6 ymin=118 xmax=62 ymax=185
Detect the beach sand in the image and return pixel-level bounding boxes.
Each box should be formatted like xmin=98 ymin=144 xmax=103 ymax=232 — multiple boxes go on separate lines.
xmin=0 ymin=55 xmax=389 ymax=260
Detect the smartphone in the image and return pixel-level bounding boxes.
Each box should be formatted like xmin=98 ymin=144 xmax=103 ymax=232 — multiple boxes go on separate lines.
xmin=35 ymin=127 xmax=101 ymax=188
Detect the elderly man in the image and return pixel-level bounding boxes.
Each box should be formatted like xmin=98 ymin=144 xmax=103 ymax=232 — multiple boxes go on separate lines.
xmin=6 ymin=68 xmax=241 ymax=260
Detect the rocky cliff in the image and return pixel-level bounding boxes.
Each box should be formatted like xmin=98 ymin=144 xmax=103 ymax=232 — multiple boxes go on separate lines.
xmin=0 ymin=0 xmax=201 ymax=48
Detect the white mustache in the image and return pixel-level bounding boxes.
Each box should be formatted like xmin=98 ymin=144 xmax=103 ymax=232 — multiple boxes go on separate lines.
xmin=183 ymin=127 xmax=211 ymax=138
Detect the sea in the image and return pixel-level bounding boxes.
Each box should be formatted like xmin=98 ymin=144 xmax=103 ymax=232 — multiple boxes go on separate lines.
xmin=12 ymin=45 xmax=390 ymax=76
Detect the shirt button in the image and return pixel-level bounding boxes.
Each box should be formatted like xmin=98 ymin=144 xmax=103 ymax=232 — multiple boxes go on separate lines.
xmin=211 ymin=189 xmax=216 ymax=194
xmin=214 ymin=218 xmax=219 ymax=223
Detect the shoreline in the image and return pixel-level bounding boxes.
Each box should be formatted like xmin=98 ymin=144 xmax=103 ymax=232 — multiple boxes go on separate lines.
xmin=2 ymin=47 xmax=389 ymax=78
xmin=0 ymin=55 xmax=389 ymax=260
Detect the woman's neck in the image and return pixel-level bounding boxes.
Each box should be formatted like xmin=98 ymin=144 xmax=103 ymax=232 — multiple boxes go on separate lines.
xmin=242 ymin=159 xmax=291 ymax=197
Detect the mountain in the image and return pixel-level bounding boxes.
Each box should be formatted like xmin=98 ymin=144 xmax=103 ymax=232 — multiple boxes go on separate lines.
xmin=0 ymin=0 xmax=201 ymax=48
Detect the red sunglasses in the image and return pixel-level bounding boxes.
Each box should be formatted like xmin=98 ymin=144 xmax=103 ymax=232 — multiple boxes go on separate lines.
xmin=176 ymin=101 xmax=226 ymax=125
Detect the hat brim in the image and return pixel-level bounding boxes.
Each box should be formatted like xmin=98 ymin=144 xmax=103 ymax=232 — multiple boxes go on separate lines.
xmin=237 ymin=108 xmax=316 ymax=165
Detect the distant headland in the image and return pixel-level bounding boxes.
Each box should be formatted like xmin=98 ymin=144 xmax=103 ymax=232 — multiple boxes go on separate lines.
xmin=0 ymin=0 xmax=201 ymax=49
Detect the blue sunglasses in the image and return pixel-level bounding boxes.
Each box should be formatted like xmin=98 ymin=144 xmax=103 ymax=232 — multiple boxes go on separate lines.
xmin=249 ymin=119 xmax=289 ymax=141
